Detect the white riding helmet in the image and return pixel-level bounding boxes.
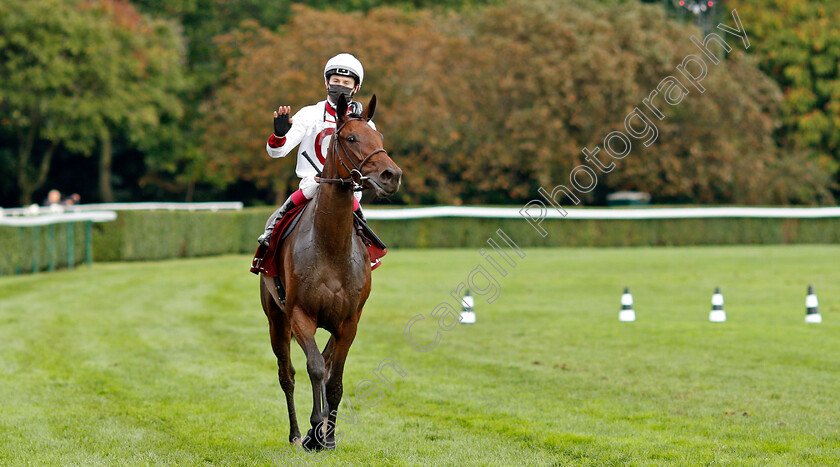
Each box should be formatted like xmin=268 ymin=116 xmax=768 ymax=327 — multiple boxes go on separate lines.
xmin=324 ymin=53 xmax=364 ymax=90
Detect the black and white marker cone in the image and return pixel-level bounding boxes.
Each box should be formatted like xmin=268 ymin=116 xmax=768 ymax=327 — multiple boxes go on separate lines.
xmin=459 ymin=289 xmax=476 ymax=324
xmin=805 ymin=285 xmax=822 ymax=324
xmin=709 ymin=287 xmax=726 ymax=322
xmin=619 ymin=287 xmax=635 ymax=322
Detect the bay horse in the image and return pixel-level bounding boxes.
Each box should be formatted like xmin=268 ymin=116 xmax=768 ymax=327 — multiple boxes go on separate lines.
xmin=259 ymin=94 xmax=402 ymax=450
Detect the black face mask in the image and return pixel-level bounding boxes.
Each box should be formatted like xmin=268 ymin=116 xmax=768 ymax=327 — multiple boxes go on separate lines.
xmin=328 ymin=84 xmax=354 ymax=104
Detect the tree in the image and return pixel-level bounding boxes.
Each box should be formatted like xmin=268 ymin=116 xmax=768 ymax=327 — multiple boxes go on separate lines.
xmin=124 ymin=0 xmax=292 ymax=202
xmin=201 ymin=1 xmax=827 ymax=205
xmin=728 ymin=0 xmax=840 ymax=198
xmin=90 ymin=1 xmax=185 ymax=202
xmin=0 ymin=0 xmax=94 ymax=205
xmin=0 ymin=0 xmax=184 ymax=205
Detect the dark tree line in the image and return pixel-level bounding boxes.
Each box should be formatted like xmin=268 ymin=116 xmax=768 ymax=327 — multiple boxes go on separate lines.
xmin=0 ymin=0 xmax=836 ymax=207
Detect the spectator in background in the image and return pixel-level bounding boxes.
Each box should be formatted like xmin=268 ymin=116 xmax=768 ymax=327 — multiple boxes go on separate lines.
xmin=42 ymin=189 xmax=62 ymax=206
xmin=41 ymin=190 xmax=80 ymax=208
xmin=62 ymin=193 xmax=80 ymax=206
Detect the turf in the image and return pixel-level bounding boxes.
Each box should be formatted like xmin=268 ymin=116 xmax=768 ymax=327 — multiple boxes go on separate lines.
xmin=1 ymin=246 xmax=839 ymax=466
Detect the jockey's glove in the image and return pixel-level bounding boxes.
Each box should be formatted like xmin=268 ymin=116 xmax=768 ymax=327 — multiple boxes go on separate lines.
xmin=274 ymin=113 xmax=292 ymax=137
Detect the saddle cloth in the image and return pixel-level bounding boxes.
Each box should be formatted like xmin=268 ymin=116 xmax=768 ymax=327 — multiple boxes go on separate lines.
xmin=250 ymin=202 xmax=387 ymax=276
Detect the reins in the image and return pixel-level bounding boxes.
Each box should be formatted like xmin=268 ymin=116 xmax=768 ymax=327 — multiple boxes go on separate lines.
xmin=317 ymin=117 xmax=387 ymax=192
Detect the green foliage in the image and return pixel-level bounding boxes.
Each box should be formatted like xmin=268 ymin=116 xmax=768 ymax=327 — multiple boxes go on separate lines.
xmin=201 ymin=0 xmax=828 ymax=206
xmin=131 ymin=0 xmax=292 ymax=74
xmin=729 ymin=0 xmax=840 ymax=193
xmin=129 ymin=0 xmax=500 ymax=198
xmin=0 ymin=0 xmax=96 ymax=151
xmin=299 ymin=0 xmax=500 ymax=12
xmin=0 ymin=0 xmax=103 ymax=204
xmin=96 ymin=1 xmax=187 ymax=202
xmin=0 ymin=0 xmax=185 ymax=204
xmin=3 ymin=0 xmax=838 ymax=206
xmin=104 ymin=4 xmax=185 ymax=151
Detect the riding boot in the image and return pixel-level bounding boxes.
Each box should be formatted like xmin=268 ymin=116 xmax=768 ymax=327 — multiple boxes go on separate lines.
xmin=258 ymin=195 xmax=298 ymax=247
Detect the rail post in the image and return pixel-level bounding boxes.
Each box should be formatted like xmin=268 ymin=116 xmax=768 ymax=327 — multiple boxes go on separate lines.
xmin=85 ymin=221 xmax=93 ymax=267
xmin=31 ymin=226 xmax=39 ymax=274
xmin=67 ymin=222 xmax=75 ymax=270
xmin=48 ymin=224 xmax=55 ymax=272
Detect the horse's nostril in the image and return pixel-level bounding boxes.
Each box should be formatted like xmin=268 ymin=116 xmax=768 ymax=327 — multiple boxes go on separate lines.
xmin=380 ymin=170 xmax=393 ymax=182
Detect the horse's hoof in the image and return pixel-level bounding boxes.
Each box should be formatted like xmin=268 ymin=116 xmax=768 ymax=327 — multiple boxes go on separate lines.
xmin=301 ymin=427 xmax=336 ymax=451
xmin=301 ymin=428 xmax=322 ymax=451
xmin=290 ymin=436 xmax=302 ymax=446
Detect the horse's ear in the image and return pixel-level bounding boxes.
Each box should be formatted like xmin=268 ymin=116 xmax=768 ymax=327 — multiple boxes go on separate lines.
xmin=336 ymin=93 xmax=349 ymax=122
xmin=363 ymin=94 xmax=377 ymax=122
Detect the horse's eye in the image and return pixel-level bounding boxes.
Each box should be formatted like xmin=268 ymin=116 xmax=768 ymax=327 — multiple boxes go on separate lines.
xmin=347 ymin=135 xmax=356 ymax=143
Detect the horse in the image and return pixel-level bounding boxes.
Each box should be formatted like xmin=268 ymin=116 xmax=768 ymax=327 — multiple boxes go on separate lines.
xmin=259 ymin=93 xmax=402 ymax=451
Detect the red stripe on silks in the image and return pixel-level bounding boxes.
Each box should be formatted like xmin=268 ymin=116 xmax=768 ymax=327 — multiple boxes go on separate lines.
xmin=313 ymin=128 xmax=335 ymax=164
xmin=325 ymin=100 xmax=354 ymax=119
xmin=291 ymin=189 xmax=308 ymax=205
xmin=353 ymin=198 xmax=360 ymax=211
xmin=268 ymin=134 xmax=286 ymax=148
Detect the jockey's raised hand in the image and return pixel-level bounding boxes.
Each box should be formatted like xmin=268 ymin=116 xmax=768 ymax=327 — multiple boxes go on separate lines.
xmin=273 ymin=106 xmax=293 ymax=137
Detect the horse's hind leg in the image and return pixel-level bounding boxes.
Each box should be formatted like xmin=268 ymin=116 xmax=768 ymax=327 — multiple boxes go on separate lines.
xmin=269 ymin=316 xmax=301 ymax=445
xmin=261 ymin=280 xmax=301 ymax=444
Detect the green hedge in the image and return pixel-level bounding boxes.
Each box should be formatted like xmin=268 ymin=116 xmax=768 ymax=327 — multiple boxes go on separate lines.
xmin=368 ymin=217 xmax=840 ymax=248
xmin=0 ymin=223 xmax=87 ymax=276
xmin=2 ymin=209 xmax=839 ymax=274
xmin=93 ymin=209 xmax=840 ymax=261
xmin=91 ymin=208 xmax=275 ymax=261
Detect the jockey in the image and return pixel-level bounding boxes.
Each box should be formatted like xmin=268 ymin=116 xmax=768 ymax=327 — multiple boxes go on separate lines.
xmin=258 ymin=53 xmax=374 ymax=246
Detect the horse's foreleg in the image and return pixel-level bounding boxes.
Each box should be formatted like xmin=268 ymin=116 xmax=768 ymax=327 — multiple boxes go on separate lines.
xmin=321 ymin=336 xmax=336 ymax=402
xmin=293 ymin=317 xmax=327 ymax=450
xmin=321 ymin=319 xmax=359 ymax=450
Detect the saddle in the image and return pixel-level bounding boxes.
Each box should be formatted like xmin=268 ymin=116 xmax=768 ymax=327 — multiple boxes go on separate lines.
xmin=250 ymin=202 xmax=387 ymax=278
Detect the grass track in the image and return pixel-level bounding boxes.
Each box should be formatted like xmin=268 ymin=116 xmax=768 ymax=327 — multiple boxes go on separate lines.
xmin=1 ymin=246 xmax=839 ymax=466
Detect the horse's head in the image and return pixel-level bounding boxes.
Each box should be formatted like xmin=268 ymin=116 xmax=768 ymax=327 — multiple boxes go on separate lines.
xmin=333 ymin=94 xmax=402 ymax=197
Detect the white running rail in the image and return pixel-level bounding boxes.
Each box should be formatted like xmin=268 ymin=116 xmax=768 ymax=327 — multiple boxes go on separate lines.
xmin=1 ymin=202 xmax=243 ymax=216
xmin=363 ymin=206 xmax=840 ymax=220
xmin=0 ymin=211 xmax=117 ymax=226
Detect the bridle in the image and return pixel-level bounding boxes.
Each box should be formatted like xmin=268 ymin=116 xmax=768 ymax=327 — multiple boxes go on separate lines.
xmin=318 ymin=117 xmax=387 ymax=192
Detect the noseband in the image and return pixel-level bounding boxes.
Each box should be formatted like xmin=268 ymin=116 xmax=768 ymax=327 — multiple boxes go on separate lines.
xmin=318 ymin=117 xmax=387 ymax=192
